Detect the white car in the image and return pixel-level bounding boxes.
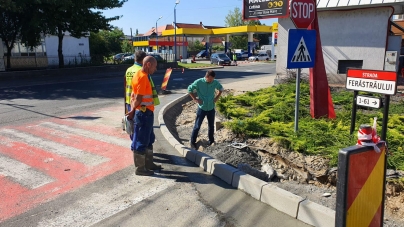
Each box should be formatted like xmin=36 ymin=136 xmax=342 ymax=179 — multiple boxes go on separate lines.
xmin=248 ymin=53 xmax=270 ymax=61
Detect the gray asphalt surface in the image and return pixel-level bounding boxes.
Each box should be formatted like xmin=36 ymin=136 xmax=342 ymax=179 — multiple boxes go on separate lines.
xmin=0 ymin=63 xmax=311 ymax=227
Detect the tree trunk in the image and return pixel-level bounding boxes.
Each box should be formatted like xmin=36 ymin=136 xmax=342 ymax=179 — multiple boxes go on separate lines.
xmin=57 ymin=27 xmax=64 ymax=68
xmin=6 ymin=45 xmax=12 ymax=69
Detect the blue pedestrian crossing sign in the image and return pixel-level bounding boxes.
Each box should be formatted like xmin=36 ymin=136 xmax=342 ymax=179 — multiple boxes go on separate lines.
xmin=287 ymin=29 xmax=316 ymax=69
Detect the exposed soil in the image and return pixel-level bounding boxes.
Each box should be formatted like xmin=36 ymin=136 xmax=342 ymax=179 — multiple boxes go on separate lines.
xmin=174 ymin=89 xmax=404 ymax=227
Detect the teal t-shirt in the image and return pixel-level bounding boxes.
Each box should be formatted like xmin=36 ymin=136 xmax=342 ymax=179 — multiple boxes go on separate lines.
xmin=187 ymin=78 xmax=224 ymax=111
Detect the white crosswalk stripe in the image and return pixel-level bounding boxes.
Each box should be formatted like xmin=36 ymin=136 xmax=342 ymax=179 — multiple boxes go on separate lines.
xmin=37 ymin=176 xmax=176 ymax=227
xmin=40 ymin=122 xmax=128 ymax=147
xmin=0 ymin=129 xmax=108 ymax=167
xmin=0 ymin=154 xmax=55 ymax=189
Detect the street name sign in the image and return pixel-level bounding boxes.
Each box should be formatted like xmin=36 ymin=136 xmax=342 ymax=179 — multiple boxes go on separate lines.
xmin=287 ymin=29 xmax=316 ymax=69
xmin=243 ymin=0 xmax=290 ymax=20
xmin=356 ymin=95 xmax=381 ymax=109
xmin=346 ymin=68 xmax=397 ymax=95
xmin=290 ymin=0 xmax=315 ymax=29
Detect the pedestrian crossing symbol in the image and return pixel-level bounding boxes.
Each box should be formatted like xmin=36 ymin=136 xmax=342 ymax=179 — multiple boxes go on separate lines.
xmin=291 ymin=37 xmax=311 ymax=63
xmin=287 ymin=29 xmax=316 ymax=69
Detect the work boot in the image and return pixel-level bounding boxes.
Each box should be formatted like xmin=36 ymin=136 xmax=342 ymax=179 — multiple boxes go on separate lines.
xmin=145 ymin=146 xmax=162 ymax=170
xmin=134 ymin=151 xmax=154 ymax=176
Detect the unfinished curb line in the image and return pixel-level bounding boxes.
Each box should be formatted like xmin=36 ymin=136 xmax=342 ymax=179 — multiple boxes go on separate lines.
xmin=158 ymin=93 xmax=335 ymax=227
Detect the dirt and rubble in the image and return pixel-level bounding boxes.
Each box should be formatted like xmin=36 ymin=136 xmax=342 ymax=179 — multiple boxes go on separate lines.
xmin=173 ymin=88 xmax=404 ymax=227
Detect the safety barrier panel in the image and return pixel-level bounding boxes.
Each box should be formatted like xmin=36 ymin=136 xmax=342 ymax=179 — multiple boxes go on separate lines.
xmin=335 ymin=142 xmax=387 ymax=227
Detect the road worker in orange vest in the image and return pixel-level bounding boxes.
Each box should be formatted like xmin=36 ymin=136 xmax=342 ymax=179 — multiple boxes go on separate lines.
xmin=127 ymin=56 xmax=161 ymax=176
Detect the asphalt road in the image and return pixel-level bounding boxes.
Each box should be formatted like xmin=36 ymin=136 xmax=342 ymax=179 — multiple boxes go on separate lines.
xmin=0 ymin=63 xmax=311 ymax=227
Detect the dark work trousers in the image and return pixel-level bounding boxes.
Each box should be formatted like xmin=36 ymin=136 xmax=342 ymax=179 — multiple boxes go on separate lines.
xmin=131 ymin=109 xmax=155 ymax=154
xmin=190 ymin=107 xmax=215 ymax=144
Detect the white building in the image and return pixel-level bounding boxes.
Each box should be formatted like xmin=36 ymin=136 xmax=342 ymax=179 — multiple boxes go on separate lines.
xmin=1 ymin=32 xmax=90 ymax=69
xmin=276 ymin=0 xmax=404 ymax=83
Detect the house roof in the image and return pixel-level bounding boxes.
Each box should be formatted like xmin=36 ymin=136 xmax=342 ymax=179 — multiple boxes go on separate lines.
xmin=201 ymin=37 xmax=224 ymax=45
xmin=143 ymin=25 xmax=169 ymax=36
xmin=140 ymin=22 xmax=225 ymax=37
xmin=392 ymin=20 xmax=404 ymax=39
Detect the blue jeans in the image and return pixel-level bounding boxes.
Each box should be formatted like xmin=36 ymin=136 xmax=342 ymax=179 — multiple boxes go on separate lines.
xmin=131 ymin=109 xmax=155 ymax=154
xmin=191 ymin=107 xmax=215 ymax=144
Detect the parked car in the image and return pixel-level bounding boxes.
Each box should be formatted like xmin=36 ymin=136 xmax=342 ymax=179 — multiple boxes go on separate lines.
xmin=147 ymin=54 xmax=164 ymax=62
xmin=123 ymin=54 xmax=134 ymax=61
xmin=248 ymin=53 xmax=270 ymax=61
xmin=113 ymin=53 xmax=125 ymax=61
xmin=210 ymin=53 xmax=231 ymax=65
xmin=196 ymin=50 xmax=209 ymax=58
xmin=114 ymin=53 xmax=132 ymax=62
xmin=235 ymin=52 xmax=249 ymax=60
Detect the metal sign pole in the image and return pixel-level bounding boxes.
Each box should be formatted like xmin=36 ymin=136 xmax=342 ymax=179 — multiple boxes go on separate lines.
xmin=294 ymin=68 xmax=301 ymax=132
xmin=350 ymin=90 xmax=358 ymax=134
xmin=381 ymin=95 xmax=390 ymax=141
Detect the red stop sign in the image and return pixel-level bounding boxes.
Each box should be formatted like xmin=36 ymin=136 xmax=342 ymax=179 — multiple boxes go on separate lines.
xmin=290 ymin=0 xmax=316 ymax=29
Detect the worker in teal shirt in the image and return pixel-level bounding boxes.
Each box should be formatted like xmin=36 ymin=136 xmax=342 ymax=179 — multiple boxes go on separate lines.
xmin=187 ymin=70 xmax=224 ymax=149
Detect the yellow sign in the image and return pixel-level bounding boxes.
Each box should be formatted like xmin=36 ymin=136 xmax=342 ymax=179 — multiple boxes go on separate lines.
xmin=268 ymin=1 xmax=284 ymax=9
xmin=272 ymin=22 xmax=278 ymax=32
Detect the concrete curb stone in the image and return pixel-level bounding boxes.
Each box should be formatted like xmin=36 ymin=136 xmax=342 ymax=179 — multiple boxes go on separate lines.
xmin=261 ymin=184 xmax=305 ymax=218
xmin=297 ymin=200 xmax=336 ymax=227
xmin=158 ymin=93 xmax=336 ymax=227
xmin=231 ymin=171 xmax=268 ymax=201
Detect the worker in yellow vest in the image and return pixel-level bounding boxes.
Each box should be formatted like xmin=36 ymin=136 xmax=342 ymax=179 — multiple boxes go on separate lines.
xmin=125 ymin=50 xmax=146 ymax=114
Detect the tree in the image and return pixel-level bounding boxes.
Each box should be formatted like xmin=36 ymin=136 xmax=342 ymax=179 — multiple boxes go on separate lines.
xmin=224 ymin=7 xmax=245 ymax=27
xmin=188 ymin=40 xmax=205 ymax=52
xmin=0 ymin=0 xmax=43 ymax=69
xmin=224 ymin=7 xmax=269 ymax=50
xmin=38 ymin=0 xmax=127 ymax=68
xmin=89 ymin=28 xmax=124 ymax=62
xmin=135 ymin=29 xmax=139 ymax=36
xmin=121 ymin=40 xmax=132 ymax=53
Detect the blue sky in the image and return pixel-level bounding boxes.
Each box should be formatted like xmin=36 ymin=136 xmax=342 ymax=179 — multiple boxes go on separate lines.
xmin=101 ymin=0 xmax=278 ymax=35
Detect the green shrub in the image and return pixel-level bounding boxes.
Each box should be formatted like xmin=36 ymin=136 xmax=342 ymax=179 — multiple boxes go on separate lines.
xmin=217 ymin=81 xmax=404 ymax=170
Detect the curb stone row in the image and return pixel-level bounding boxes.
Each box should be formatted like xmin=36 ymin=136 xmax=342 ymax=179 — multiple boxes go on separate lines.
xmin=158 ymin=93 xmax=336 ymax=227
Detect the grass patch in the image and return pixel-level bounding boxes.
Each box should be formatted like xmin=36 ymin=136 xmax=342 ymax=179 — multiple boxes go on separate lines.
xmin=178 ymin=62 xmax=218 ymax=69
xmin=217 ymin=81 xmax=404 ymax=170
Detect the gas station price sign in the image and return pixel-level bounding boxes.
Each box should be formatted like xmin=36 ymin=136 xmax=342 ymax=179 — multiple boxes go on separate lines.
xmin=243 ymin=0 xmax=289 ymax=20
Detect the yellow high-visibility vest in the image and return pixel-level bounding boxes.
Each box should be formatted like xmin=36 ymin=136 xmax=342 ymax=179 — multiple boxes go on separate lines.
xmin=125 ymin=64 xmax=142 ymax=104
xmin=149 ymin=76 xmax=160 ymax=106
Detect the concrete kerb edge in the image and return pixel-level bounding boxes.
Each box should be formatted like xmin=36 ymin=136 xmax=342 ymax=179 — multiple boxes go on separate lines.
xmin=157 ymin=92 xmax=336 ymax=227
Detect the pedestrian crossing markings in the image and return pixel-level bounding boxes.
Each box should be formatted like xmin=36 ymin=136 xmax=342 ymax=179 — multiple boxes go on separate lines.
xmin=291 ymin=36 xmax=312 ymax=63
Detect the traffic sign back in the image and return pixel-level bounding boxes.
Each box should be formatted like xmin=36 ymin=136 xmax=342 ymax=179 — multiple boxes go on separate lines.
xmin=290 ymin=0 xmax=316 ymax=29
xmin=287 ymin=29 xmax=316 ymax=69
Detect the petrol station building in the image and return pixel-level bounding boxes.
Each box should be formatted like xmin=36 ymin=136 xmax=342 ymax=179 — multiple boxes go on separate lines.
xmin=132 ymin=22 xmax=278 ymax=59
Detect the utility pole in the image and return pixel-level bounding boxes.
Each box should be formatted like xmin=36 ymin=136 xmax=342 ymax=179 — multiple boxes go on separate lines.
xmin=130 ymin=28 xmax=134 ymax=53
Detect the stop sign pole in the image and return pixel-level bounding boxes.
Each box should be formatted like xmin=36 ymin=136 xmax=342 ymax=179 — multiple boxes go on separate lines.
xmin=289 ymin=0 xmax=316 ymax=132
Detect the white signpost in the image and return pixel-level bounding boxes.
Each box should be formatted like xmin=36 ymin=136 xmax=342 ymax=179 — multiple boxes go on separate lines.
xmin=346 ymin=68 xmax=398 ymax=139
xmin=356 ymin=95 xmax=381 ymax=109
xmin=346 ymin=68 xmax=397 ymax=95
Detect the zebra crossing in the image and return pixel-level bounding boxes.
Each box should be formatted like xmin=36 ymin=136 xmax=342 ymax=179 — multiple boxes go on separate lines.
xmin=0 ymin=105 xmax=133 ymax=222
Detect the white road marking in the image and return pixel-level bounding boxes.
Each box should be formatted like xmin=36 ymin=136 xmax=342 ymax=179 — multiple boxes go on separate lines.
xmin=59 ymin=101 xmax=116 ymax=110
xmin=0 ymin=129 xmax=108 ymax=166
xmin=40 ymin=122 xmax=128 ymax=147
xmin=37 ymin=176 xmax=176 ymax=227
xmin=0 ymin=154 xmax=55 ymax=189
